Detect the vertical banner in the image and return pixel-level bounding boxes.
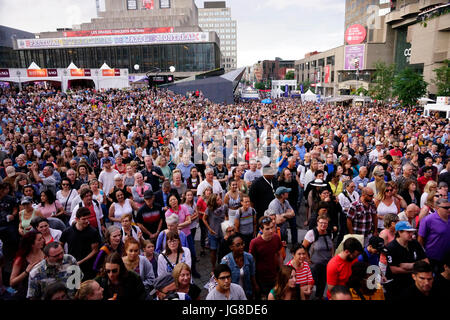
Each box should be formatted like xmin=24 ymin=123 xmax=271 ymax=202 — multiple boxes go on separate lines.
xmin=142 ymin=0 xmax=154 ymax=9
xmin=284 ymin=84 xmax=289 ymax=97
xmin=324 ymin=65 xmax=330 ymax=84
xmin=300 ymin=84 xmax=303 ymax=93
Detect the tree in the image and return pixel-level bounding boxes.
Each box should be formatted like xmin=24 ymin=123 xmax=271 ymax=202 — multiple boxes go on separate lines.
xmin=254 ymin=82 xmax=266 ymax=90
xmin=298 ymin=80 xmax=312 ymax=93
xmin=393 ymin=68 xmax=428 ymax=106
xmin=285 ymin=70 xmax=295 ymax=80
xmin=432 ymin=59 xmax=450 ymax=96
xmin=371 ymin=61 xmax=395 ymax=101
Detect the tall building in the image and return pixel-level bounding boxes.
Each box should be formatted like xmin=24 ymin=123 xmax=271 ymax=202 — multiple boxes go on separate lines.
xmin=10 ymin=0 xmax=221 ymax=77
xmin=198 ymin=1 xmax=237 ymax=72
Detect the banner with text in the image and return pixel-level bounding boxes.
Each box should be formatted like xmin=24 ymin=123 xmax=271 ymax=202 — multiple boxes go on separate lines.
xmin=63 ymin=27 xmax=173 ymax=37
xmin=17 ymin=32 xmax=210 ymax=49
xmin=344 ymin=44 xmax=365 ymax=70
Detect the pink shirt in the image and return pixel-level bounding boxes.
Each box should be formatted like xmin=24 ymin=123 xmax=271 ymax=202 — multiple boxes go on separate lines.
xmin=165 ymin=204 xmax=191 ymax=236
xmin=37 ymin=200 xmax=63 ymax=218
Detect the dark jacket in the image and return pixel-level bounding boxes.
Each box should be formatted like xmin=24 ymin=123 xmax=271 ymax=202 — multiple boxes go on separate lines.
xmin=95 ymin=270 xmax=147 ymax=300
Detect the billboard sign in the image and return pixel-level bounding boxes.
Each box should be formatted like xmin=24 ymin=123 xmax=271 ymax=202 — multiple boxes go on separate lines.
xmin=63 ymin=27 xmax=173 ymax=37
xmin=17 ymin=32 xmax=210 ymax=49
xmin=345 ymin=24 xmax=367 ymax=45
xmin=344 ymin=45 xmax=365 ymax=70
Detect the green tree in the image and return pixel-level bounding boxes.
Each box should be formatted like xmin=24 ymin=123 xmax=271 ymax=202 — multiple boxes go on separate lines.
xmin=393 ymin=68 xmax=428 ymax=106
xmin=285 ymin=70 xmax=295 ymax=80
xmin=371 ymin=61 xmax=395 ymax=101
xmin=254 ymin=82 xmax=266 ymax=90
xmin=432 ymin=59 xmax=450 ymax=96
xmin=298 ymin=80 xmax=312 ymax=93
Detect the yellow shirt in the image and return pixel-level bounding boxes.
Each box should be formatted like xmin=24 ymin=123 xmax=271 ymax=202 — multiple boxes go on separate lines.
xmin=329 ymin=181 xmax=343 ymax=197
xmin=350 ymin=286 xmax=385 ymax=300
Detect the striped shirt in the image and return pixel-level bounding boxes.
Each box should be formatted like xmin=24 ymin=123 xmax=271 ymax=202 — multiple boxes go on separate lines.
xmin=286 ymin=259 xmax=314 ymax=287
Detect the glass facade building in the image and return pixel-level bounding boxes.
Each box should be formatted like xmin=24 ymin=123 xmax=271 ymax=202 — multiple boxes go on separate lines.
xmin=16 ymin=42 xmax=221 ymax=73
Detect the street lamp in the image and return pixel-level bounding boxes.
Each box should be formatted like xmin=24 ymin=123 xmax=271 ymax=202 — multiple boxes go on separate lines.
xmin=134 ymin=64 xmax=140 ymax=72
xmin=354 ymin=58 xmax=360 ymax=93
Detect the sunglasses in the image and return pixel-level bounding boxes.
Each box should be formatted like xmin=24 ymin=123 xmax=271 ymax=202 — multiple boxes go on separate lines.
xmin=386 ymin=189 xmax=393 ymax=192
xmin=106 ymin=268 xmax=119 ymax=274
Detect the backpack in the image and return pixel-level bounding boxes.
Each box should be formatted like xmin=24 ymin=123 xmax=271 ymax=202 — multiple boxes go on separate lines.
xmin=310 ymin=227 xmax=332 ymax=256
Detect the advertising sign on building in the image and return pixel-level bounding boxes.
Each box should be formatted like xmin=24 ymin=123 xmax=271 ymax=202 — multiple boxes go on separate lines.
xmin=18 ymin=32 xmax=210 ymax=49
xmin=324 ymin=65 xmax=330 ymax=84
xmin=63 ymin=27 xmax=173 ymax=37
xmin=344 ymin=45 xmax=365 ymax=70
xmin=0 ymin=69 xmax=10 ymax=78
xmin=345 ymin=24 xmax=367 ymax=45
xmin=160 ymin=0 xmax=170 ymax=8
xmin=142 ymin=0 xmax=154 ymax=9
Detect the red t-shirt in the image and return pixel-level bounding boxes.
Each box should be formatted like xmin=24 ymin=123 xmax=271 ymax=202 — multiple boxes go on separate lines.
xmin=87 ymin=204 xmax=98 ymax=229
xmin=326 ymin=255 xmax=357 ymax=299
xmin=417 ymin=176 xmax=433 ymax=193
xmin=249 ymin=234 xmax=282 ymax=284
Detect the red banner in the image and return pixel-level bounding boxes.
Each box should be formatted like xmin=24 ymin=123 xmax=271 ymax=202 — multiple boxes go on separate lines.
xmin=324 ymin=65 xmax=330 ymax=84
xmin=27 ymin=69 xmax=48 ymax=77
xmin=63 ymin=27 xmax=173 ymax=37
xmin=0 ymin=69 xmax=10 ymax=78
xmin=102 ymin=69 xmax=121 ymax=77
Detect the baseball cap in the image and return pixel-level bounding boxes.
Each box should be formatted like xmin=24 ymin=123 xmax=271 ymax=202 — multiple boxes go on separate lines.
xmin=310 ymin=179 xmax=327 ymax=187
xmin=369 ymin=236 xmax=386 ymax=252
xmin=143 ymin=190 xmax=154 ymax=199
xmin=395 ymin=221 xmax=416 ymax=232
xmin=21 ymin=196 xmax=33 ymax=205
xmin=150 ymin=274 xmax=175 ymax=296
xmin=275 ymin=186 xmax=291 ymax=196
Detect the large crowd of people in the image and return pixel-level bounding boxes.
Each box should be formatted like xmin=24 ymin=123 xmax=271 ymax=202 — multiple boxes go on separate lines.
xmin=0 ymin=84 xmax=448 ymax=301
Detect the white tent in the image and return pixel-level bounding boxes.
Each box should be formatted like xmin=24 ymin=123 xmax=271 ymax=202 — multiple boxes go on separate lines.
xmin=100 ymin=63 xmax=112 ymax=70
xmin=418 ymin=97 xmax=435 ymax=105
xmin=28 ymin=62 xmax=40 ymax=69
xmin=67 ymin=62 xmax=78 ymax=70
xmin=301 ymin=89 xmax=318 ymax=102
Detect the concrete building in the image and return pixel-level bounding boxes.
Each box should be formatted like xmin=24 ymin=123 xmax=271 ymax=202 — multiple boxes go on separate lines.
xmin=260 ymin=58 xmax=295 ymax=82
xmin=296 ymin=0 xmax=449 ymax=97
xmin=8 ymin=0 xmax=222 ymax=78
xmin=385 ymin=0 xmax=450 ymax=95
xmin=198 ymin=1 xmax=237 ymax=72
xmin=295 ymin=47 xmax=343 ymax=97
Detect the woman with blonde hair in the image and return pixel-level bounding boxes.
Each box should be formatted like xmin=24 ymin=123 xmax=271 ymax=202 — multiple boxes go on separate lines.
xmin=374 ymin=182 xmax=400 ymax=232
xmin=420 ymin=180 xmax=437 ymax=208
xmin=367 ymin=166 xmax=385 ymax=197
xmin=418 ymin=191 xmax=438 ymax=224
xmin=172 ymin=262 xmax=201 ymax=300
xmin=74 ymin=280 xmax=104 ymax=300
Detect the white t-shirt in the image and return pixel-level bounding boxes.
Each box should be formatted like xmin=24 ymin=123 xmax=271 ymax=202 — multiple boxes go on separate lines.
xmin=98 ymin=169 xmax=119 ymax=195
xmin=197 ymin=179 xmax=224 ymax=197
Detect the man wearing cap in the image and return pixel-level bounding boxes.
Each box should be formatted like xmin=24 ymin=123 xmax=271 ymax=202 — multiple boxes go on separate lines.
xmin=358 ymin=236 xmax=385 ymax=266
xmin=418 ymin=198 xmax=450 ymax=275
xmin=267 ymin=186 xmax=295 ymax=245
xmin=135 ymin=190 xmax=163 ymax=240
xmin=151 ymin=274 xmax=190 ymax=300
xmin=368 ymin=141 xmax=384 ymax=165
xmin=384 ymin=220 xmax=428 ymax=299
xmin=248 ymin=165 xmax=278 ymax=222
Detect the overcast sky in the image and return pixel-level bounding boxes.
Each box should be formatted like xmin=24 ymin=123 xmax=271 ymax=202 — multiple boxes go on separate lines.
xmin=0 ymin=0 xmax=345 ymax=67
